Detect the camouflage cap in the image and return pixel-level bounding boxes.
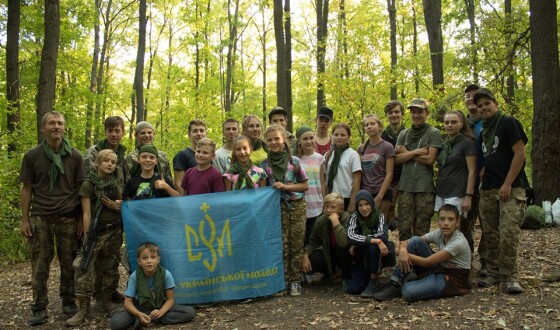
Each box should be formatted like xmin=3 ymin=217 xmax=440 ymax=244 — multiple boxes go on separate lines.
xmin=473 ymin=88 xmax=497 ymax=104
xmin=407 ymin=98 xmax=429 ymax=110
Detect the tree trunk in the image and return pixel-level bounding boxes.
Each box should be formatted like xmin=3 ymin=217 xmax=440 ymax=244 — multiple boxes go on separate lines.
xmin=36 ymin=0 xmax=60 ymax=143
xmin=86 ymin=0 xmax=101 ymax=148
xmin=387 ymin=0 xmax=397 ymax=100
xmin=225 ymin=0 xmax=240 ymax=112
xmin=412 ymin=4 xmax=419 ymax=94
xmin=133 ymin=0 xmax=147 ymax=123
xmin=6 ymin=0 xmax=20 ymax=154
xmin=338 ymin=0 xmax=349 ymax=80
xmin=284 ymin=0 xmax=293 ymax=132
xmin=96 ymin=0 xmax=113 ymax=142
xmin=529 ymin=0 xmax=560 ymax=204
xmin=422 ymin=0 xmax=444 ymax=90
xmin=504 ymin=0 xmax=518 ymax=115
xmin=316 ymin=0 xmax=329 ymax=111
xmin=464 ymin=0 xmax=478 ymax=84
xmin=273 ymin=0 xmax=288 ymax=116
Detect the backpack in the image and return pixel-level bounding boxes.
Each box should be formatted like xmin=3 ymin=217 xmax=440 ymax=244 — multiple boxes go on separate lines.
xmin=521 ymin=205 xmax=545 ymax=230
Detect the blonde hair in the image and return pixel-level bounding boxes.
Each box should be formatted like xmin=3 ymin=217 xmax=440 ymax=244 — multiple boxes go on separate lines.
xmin=362 ymin=114 xmax=384 ymax=130
xmin=323 ymin=192 xmax=344 ymax=207
xmin=242 ymin=114 xmax=262 ymax=138
xmin=196 ymin=137 xmax=216 ymax=152
xmin=95 ymin=149 xmax=117 ymax=168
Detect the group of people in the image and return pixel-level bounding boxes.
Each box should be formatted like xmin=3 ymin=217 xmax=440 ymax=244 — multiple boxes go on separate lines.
xmin=19 ymin=84 xmax=528 ymax=328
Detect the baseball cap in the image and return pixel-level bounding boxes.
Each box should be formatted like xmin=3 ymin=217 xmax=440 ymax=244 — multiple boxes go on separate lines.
xmin=473 ymin=88 xmax=497 ymax=104
xmin=317 ymin=107 xmax=333 ymax=121
xmin=268 ymin=107 xmax=288 ymax=121
xmin=407 ymin=98 xmax=429 ymax=110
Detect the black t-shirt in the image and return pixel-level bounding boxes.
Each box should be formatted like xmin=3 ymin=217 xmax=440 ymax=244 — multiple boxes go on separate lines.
xmin=436 ymin=137 xmax=477 ymax=197
xmin=123 ymin=174 xmax=175 ymax=200
xmin=172 ymin=147 xmax=196 ymax=172
xmin=479 ymin=116 xmax=528 ymax=190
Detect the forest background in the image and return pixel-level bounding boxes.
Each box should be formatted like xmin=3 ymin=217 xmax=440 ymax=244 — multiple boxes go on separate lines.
xmin=0 ymin=0 xmax=559 ymax=264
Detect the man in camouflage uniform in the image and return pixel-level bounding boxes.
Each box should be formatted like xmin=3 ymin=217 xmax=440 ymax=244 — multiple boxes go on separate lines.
xmin=20 ymin=111 xmax=85 ymax=326
xmin=124 ymin=121 xmax=172 ymax=183
xmin=83 ymin=116 xmax=127 ymax=304
xmin=474 ymin=88 xmax=528 ymax=294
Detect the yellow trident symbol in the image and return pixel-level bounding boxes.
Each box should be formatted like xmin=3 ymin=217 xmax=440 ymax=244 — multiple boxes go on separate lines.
xmin=185 ymin=202 xmax=232 ymax=272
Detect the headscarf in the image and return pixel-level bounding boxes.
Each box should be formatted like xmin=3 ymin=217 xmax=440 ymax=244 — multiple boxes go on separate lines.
xmin=354 ymin=190 xmax=381 ymax=236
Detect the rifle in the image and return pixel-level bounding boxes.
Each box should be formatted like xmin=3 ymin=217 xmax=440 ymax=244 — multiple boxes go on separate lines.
xmin=80 ymin=202 xmax=104 ymax=271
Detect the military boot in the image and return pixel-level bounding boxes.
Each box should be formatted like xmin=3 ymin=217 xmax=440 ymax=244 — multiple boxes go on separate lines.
xmin=65 ymin=297 xmax=90 ymax=327
xmin=96 ymin=293 xmax=120 ymax=315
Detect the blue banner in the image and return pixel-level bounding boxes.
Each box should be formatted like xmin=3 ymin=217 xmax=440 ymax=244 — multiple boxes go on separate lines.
xmin=122 ymin=187 xmax=285 ymax=304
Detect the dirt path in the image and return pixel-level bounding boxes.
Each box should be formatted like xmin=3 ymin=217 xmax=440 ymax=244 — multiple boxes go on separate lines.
xmin=2 ymin=227 xmax=560 ymax=329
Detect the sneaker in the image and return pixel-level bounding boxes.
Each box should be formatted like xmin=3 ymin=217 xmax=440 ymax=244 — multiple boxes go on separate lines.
xmin=304 ymin=273 xmax=324 ymax=285
xmin=28 ymin=309 xmax=48 ymax=326
xmin=62 ymin=302 xmax=78 ymax=315
xmin=505 ymin=281 xmax=523 ymax=294
xmin=477 ymin=275 xmax=499 ymax=287
xmin=373 ymin=282 xmax=402 ymax=301
xmin=290 ymin=282 xmax=302 ymax=296
xmin=360 ymin=280 xmax=381 ymax=298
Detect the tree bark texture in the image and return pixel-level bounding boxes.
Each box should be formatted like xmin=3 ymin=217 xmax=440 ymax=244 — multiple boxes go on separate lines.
xmin=133 ymin=0 xmax=147 ymax=123
xmin=273 ymin=0 xmax=289 ymax=126
xmin=421 ymin=0 xmax=444 ymax=88
xmin=225 ymin=0 xmax=240 ymax=112
xmin=387 ymin=0 xmax=397 ymax=100
xmin=36 ymin=0 xmax=60 ymax=143
xmin=7 ymin=0 xmax=21 ymax=153
xmin=86 ymin=0 xmax=101 ymax=148
xmin=316 ymin=0 xmax=329 ymax=111
xmin=529 ymin=0 xmax=560 ymax=204
xmin=464 ymin=0 xmax=478 ymax=85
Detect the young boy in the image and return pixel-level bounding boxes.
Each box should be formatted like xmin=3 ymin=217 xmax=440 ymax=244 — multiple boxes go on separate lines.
xmin=314 ymin=107 xmax=333 ymax=155
xmin=123 ymin=144 xmax=179 ymax=200
xmin=302 ymin=193 xmax=351 ymax=289
xmin=474 ymin=88 xmax=528 ymax=294
xmin=373 ymin=204 xmax=471 ymax=302
xmin=181 ymin=137 xmax=225 ymax=195
xmin=109 ymin=242 xmax=196 ymax=329
xmin=173 ymin=119 xmax=207 ymax=194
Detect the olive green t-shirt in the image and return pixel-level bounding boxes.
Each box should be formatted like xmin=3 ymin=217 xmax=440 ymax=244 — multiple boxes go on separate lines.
xmin=397 ymin=126 xmax=442 ymax=193
xmin=79 ymin=180 xmax=121 ymax=227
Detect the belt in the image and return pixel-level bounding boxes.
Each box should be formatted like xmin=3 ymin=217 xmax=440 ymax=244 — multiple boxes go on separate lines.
xmin=96 ymin=223 xmax=122 ymax=233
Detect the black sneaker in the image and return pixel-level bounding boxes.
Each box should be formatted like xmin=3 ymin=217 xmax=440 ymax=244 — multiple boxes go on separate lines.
xmin=62 ymin=302 xmax=78 ymax=315
xmin=373 ymin=282 xmax=402 ymax=301
xmin=28 ymin=309 xmax=48 ymax=326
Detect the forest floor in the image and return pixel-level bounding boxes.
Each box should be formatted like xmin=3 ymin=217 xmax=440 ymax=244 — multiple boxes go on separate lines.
xmin=1 ymin=225 xmax=560 ymax=330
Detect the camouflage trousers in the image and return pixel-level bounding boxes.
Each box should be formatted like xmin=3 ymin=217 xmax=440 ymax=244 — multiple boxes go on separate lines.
xmin=29 ymin=215 xmax=79 ymax=311
xmin=397 ymin=192 xmax=435 ymax=241
xmin=463 ymin=188 xmax=485 ymax=259
xmin=75 ymin=227 xmax=123 ymax=299
xmin=479 ymin=187 xmax=526 ymax=282
xmin=281 ymin=199 xmax=306 ymax=283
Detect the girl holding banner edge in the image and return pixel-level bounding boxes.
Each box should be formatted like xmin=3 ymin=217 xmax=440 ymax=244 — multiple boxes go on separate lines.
xmin=224 ymin=135 xmax=268 ymax=190
xmin=260 ymin=124 xmax=309 ymax=296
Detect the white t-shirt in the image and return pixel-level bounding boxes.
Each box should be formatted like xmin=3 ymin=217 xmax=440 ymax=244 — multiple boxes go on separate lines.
xmin=323 ymin=148 xmax=362 ymax=198
xmin=213 ymin=146 xmax=232 ymax=174
xmin=423 ymin=229 xmax=471 ymax=269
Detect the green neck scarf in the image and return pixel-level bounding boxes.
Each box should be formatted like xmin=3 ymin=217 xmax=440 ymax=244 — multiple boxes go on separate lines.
xmin=251 ymin=138 xmax=269 ymax=153
xmin=268 ymin=147 xmax=290 ymax=182
xmin=226 ymin=161 xmax=255 ymax=190
xmin=136 ymin=265 xmax=166 ymax=310
xmin=481 ymin=111 xmax=504 ymax=154
xmin=41 ymin=138 xmax=73 ymax=192
xmin=360 ymin=208 xmax=380 ymax=236
xmin=383 ymin=124 xmax=405 ymax=141
xmin=439 ymin=134 xmax=465 ymax=168
xmin=86 ymin=171 xmax=118 ymax=213
xmin=406 ymin=123 xmax=431 ymax=145
xmin=466 ymin=115 xmax=481 ymax=130
xmin=327 ymin=144 xmax=350 ymax=193
xmin=96 ymin=139 xmax=127 ymax=165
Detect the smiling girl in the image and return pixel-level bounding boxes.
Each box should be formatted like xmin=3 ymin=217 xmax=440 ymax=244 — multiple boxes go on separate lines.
xmin=224 ymin=136 xmax=267 ymax=190
xmin=260 ymin=124 xmax=309 ymax=296
xmin=242 ymin=115 xmax=269 ymax=166
xmin=321 ymin=123 xmax=362 ymax=212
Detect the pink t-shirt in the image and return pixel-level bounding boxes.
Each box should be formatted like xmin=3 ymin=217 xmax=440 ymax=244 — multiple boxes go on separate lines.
xmin=181 ymin=166 xmax=225 ymax=195
xmin=300 ymin=152 xmax=325 ymax=218
xmin=359 ymin=139 xmax=395 ymax=194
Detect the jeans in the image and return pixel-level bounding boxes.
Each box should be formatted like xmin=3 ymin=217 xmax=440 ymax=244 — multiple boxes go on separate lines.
xmin=390 ymin=236 xmax=446 ymax=302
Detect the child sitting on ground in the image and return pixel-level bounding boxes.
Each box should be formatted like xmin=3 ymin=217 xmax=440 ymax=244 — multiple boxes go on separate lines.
xmin=347 ymin=190 xmax=392 ymax=297
xmin=109 ymin=242 xmax=196 ymax=329
xmin=181 ymin=137 xmax=225 ymax=195
xmin=224 ymin=135 xmax=267 ymax=190
xmin=302 ymin=193 xmax=351 ymax=289
xmin=373 ymin=204 xmax=471 ymax=302
xmin=123 ymin=144 xmax=179 ymax=200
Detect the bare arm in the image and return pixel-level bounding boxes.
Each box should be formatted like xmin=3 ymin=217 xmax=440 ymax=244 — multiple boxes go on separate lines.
xmin=409 ymin=249 xmax=453 ymax=268
xmin=394 ymin=146 xmax=427 ymax=165
xmin=150 ymin=288 xmax=175 ymax=320
xmin=81 ymin=197 xmax=92 ymax=236
xmin=462 ymin=155 xmax=477 ymax=212
xmin=273 ymin=180 xmax=309 ymax=192
xmin=173 ymin=170 xmax=185 ymax=195
xmin=375 ymin=157 xmax=394 ymax=207
xmin=414 ymin=146 xmax=439 ymax=166
xmin=347 ymin=171 xmax=361 ymax=213
xmin=20 ymin=183 xmax=33 ymax=237
xmin=499 ymin=139 xmax=526 ymax=201
xmin=124 ymin=297 xmax=151 ymax=326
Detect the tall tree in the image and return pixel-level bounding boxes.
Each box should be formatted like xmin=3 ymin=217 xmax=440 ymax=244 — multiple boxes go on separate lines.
xmin=224 ymin=0 xmax=240 ymax=112
xmin=421 ymin=0 xmax=444 ymax=89
xmin=36 ymin=0 xmax=61 ymax=142
xmin=273 ymin=0 xmax=293 ymax=131
xmin=464 ymin=0 xmax=478 ymax=84
xmin=6 ymin=0 xmax=21 ymax=153
xmin=387 ymin=0 xmax=397 ymax=100
xmin=504 ymin=0 xmax=517 ymax=114
xmin=530 ymin=0 xmax=560 ymax=204
xmin=85 ymin=0 xmax=102 ymax=148
xmin=133 ymin=0 xmax=147 ymax=123
xmin=316 ymin=0 xmax=329 ymax=110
